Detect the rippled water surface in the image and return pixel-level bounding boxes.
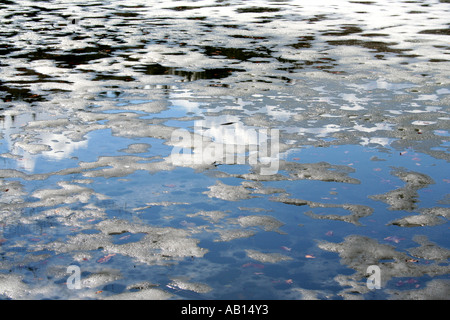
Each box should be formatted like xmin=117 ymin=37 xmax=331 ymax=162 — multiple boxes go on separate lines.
xmin=0 ymin=0 xmax=449 ymax=300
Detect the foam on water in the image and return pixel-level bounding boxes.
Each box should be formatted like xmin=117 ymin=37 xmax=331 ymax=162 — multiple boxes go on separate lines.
xmin=0 ymin=0 xmax=449 ymax=300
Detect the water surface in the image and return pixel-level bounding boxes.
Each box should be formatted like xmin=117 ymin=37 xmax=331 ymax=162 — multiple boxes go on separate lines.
xmin=0 ymin=0 xmax=449 ymax=300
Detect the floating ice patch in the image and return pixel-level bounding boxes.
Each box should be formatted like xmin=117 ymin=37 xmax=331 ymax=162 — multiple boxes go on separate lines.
xmin=234 ymin=215 xmax=285 ymax=234
xmin=369 ymin=168 xmax=435 ymax=211
xmin=318 ymin=235 xmax=449 ymax=298
xmin=119 ymin=143 xmax=151 ymax=154
xmin=167 ymin=277 xmax=212 ymax=294
xmin=203 ymin=181 xmax=256 ymax=201
xmin=245 ymin=250 xmax=292 ymax=264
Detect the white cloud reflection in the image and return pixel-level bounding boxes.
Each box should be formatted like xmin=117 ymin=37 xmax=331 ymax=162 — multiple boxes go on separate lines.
xmin=0 ymin=113 xmax=89 ymax=172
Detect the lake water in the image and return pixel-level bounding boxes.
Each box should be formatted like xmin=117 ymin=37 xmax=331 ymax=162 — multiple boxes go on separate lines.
xmin=0 ymin=0 xmax=449 ymax=300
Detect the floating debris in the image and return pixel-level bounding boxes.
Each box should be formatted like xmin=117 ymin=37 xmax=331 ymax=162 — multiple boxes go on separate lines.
xmin=167 ymin=277 xmax=212 ymax=294
xmin=245 ymin=249 xmax=292 ymax=263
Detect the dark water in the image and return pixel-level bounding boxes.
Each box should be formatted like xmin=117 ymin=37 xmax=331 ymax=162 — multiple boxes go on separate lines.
xmin=0 ymin=0 xmax=449 ymax=299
